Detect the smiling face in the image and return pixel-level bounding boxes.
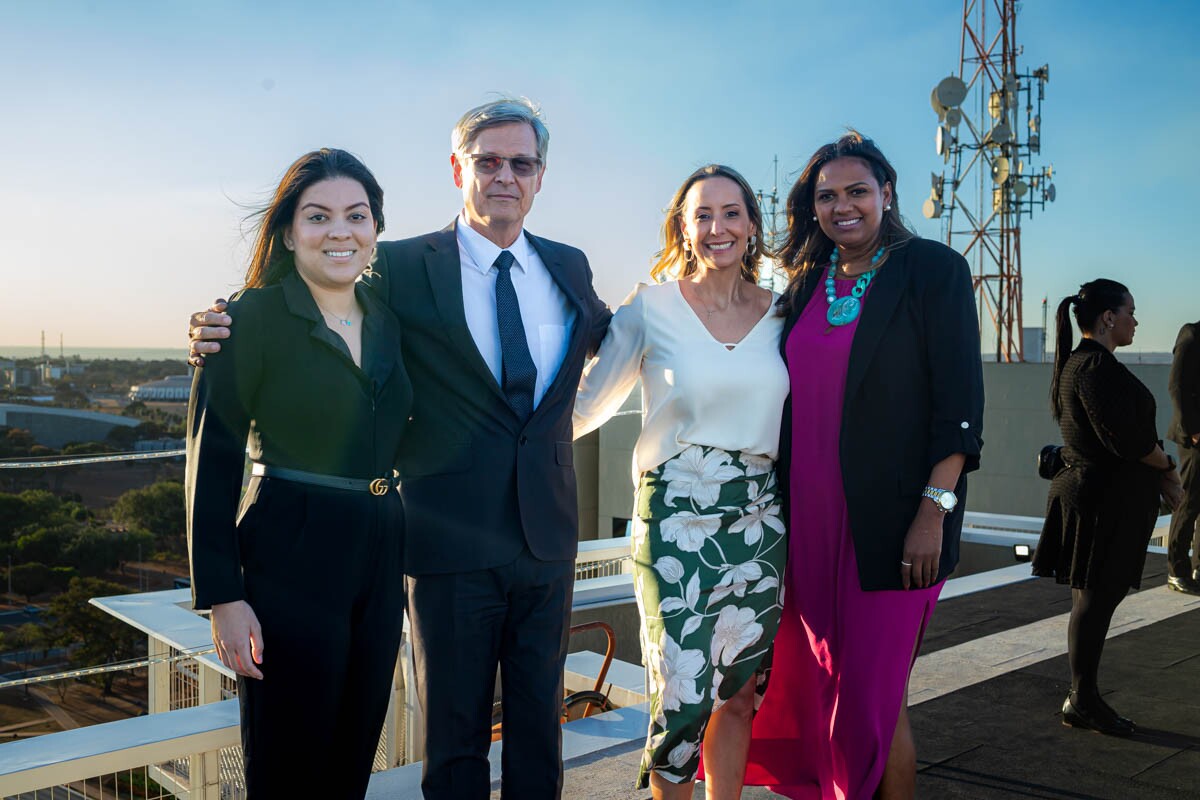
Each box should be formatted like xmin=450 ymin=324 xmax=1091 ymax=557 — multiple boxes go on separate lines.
xmin=813 ymin=157 xmax=893 ymax=260
xmin=451 ymin=121 xmax=544 ymax=245
xmin=679 ymin=176 xmax=756 ymax=275
xmin=283 ymin=177 xmax=377 ymax=291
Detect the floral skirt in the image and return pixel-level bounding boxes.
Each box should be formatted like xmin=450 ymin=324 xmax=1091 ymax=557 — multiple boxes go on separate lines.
xmin=633 ymin=445 xmax=786 ymax=788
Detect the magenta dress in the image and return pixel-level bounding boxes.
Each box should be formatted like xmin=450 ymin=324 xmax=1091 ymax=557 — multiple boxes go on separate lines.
xmin=744 ymin=277 xmax=942 ymax=800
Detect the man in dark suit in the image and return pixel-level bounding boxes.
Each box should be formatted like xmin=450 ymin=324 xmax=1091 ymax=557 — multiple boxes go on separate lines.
xmin=190 ymin=99 xmax=610 ymax=799
xmin=1167 ymin=320 xmax=1200 ymax=595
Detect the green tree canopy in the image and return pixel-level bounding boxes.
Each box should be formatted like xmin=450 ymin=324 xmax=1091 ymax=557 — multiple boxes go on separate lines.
xmin=112 ymin=482 xmax=185 ymax=546
xmin=46 ymin=577 xmax=142 ymax=694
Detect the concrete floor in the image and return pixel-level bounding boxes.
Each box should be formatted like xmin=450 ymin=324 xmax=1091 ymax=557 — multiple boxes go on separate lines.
xmin=546 ymin=555 xmax=1200 ymax=799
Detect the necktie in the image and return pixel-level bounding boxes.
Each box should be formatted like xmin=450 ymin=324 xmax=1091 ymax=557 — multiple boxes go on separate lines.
xmin=493 ymin=250 xmax=537 ymax=420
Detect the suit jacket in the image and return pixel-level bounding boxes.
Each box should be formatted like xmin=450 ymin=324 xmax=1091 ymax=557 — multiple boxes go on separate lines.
xmin=366 ymin=222 xmax=611 ymax=575
xmin=186 ymin=270 xmax=412 ymax=609
xmin=1168 ymin=321 xmax=1200 ymax=448
xmin=776 ymin=237 xmax=985 ymax=590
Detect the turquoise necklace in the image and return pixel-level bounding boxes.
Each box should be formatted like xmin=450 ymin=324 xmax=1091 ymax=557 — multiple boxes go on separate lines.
xmin=825 ymin=246 xmax=884 ymax=327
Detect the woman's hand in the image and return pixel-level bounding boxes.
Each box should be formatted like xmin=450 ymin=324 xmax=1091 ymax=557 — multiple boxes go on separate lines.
xmin=1161 ymin=469 xmax=1184 ymax=512
xmin=188 ymin=299 xmax=232 ymax=367
xmin=902 ymin=504 xmax=945 ymax=590
xmin=210 ymin=600 xmax=265 ymax=679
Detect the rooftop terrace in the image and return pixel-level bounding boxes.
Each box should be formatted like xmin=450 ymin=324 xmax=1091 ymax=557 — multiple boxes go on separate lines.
xmin=1 ymin=525 xmax=1197 ymax=800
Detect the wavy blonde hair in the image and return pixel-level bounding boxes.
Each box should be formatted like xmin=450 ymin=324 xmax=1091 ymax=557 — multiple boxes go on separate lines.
xmin=650 ymin=164 xmax=767 ymax=284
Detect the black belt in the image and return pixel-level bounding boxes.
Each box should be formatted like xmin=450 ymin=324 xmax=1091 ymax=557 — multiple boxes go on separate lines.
xmin=250 ymin=463 xmax=398 ymax=496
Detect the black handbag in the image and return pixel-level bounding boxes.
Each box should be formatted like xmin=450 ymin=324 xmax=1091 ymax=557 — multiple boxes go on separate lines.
xmin=1037 ymin=445 xmax=1067 ymax=480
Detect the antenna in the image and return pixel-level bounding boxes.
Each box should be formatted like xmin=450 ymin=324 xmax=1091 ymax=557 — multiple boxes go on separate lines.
xmin=756 ymin=156 xmax=786 ymax=292
xmin=925 ymin=0 xmax=1054 ymax=362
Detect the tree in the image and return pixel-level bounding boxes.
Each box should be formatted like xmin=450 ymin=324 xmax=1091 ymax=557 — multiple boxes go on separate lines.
xmin=15 ymin=524 xmax=77 ymax=566
xmin=112 ymin=482 xmax=185 ymax=550
xmin=0 ymin=493 xmax=36 ymax=541
xmin=61 ymin=442 xmax=114 ymax=456
xmin=9 ymin=562 xmax=53 ymax=602
xmin=105 ymin=425 xmax=138 ymax=449
xmin=46 ymin=577 xmax=142 ymax=695
xmin=53 ymin=384 xmax=89 ymax=409
xmin=65 ymin=528 xmax=151 ymax=576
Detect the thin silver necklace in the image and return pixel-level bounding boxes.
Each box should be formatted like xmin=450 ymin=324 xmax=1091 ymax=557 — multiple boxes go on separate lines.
xmin=316 ymin=301 xmax=356 ymax=327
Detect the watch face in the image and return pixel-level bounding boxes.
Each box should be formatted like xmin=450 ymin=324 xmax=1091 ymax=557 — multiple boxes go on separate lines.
xmin=937 ymin=492 xmax=957 ymax=512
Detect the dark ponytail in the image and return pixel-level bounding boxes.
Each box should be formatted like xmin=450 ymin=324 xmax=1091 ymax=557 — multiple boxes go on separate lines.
xmin=1049 ymin=278 xmax=1131 ymax=420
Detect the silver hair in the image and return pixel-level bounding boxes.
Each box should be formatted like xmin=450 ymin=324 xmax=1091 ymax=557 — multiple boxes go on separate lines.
xmin=451 ymin=97 xmax=550 ymax=162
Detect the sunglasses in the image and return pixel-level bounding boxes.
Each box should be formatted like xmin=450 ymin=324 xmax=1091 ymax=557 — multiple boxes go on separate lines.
xmin=464 ymin=154 xmax=543 ymax=177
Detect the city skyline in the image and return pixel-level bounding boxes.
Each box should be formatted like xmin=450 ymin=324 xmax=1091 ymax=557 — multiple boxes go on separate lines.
xmin=1 ymin=0 xmax=1196 ymax=351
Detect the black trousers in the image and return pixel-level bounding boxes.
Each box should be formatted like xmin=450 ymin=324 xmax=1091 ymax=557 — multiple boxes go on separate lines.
xmin=1168 ymin=445 xmax=1200 ymax=578
xmin=237 ymin=481 xmax=406 ymax=800
xmin=407 ymin=547 xmax=574 ymax=800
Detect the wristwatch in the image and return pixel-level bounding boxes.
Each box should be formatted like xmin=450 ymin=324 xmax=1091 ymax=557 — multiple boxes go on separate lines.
xmin=922 ymin=485 xmax=958 ymax=514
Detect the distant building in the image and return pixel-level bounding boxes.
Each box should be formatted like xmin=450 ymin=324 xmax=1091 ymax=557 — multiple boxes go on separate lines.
xmin=0 ymin=403 xmax=140 ymax=449
xmin=129 ymin=374 xmax=192 ymax=402
xmin=2 ymin=366 xmax=41 ymax=388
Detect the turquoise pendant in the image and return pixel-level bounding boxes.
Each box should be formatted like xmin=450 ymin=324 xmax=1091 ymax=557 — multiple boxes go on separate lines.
xmin=827 ymin=296 xmax=862 ymax=326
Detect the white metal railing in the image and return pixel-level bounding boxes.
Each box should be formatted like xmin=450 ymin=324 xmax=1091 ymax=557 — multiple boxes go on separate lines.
xmin=4 ymin=510 xmax=1172 ymax=797
xmin=0 ymin=540 xmax=642 ymax=798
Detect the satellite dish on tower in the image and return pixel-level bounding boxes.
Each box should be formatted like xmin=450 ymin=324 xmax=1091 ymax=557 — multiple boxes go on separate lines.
xmin=992 ymin=157 xmax=1010 ymax=184
xmin=923 ymin=196 xmax=943 ymax=219
xmin=945 ymin=107 xmax=962 ymax=127
xmin=934 ymin=75 xmax=968 ymax=108
xmin=988 ymin=121 xmax=1012 ymax=144
xmin=1014 ymin=180 xmax=1029 ymax=198
xmin=1046 ymin=184 xmax=1057 ymax=202
xmin=936 ymin=126 xmax=946 ymax=156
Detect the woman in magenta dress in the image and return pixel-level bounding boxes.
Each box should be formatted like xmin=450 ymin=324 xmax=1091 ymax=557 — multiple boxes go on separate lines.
xmin=743 ymin=132 xmax=984 ymax=799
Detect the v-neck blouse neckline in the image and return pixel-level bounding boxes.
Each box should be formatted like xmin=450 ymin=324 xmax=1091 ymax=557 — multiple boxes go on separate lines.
xmin=672 ymin=280 xmax=777 ymax=350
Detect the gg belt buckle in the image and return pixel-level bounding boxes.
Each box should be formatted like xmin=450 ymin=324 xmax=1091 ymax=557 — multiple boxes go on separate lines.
xmin=369 ymin=478 xmax=389 ymax=497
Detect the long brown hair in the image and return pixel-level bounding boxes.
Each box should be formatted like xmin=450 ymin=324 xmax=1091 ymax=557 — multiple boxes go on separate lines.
xmin=650 ymin=164 xmax=767 ymax=284
xmin=243 ymin=148 xmax=385 ymax=289
xmin=1049 ymin=278 xmax=1131 ymax=420
xmin=777 ymin=131 xmax=913 ymax=315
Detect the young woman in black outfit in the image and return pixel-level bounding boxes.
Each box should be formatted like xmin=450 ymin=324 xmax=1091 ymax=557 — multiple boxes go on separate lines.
xmin=186 ymin=149 xmax=411 ymax=798
xmin=1033 ymin=278 xmax=1182 ymax=735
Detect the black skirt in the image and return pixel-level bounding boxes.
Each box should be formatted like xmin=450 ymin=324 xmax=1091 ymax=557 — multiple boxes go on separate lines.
xmin=1033 ymin=461 xmax=1159 ymax=590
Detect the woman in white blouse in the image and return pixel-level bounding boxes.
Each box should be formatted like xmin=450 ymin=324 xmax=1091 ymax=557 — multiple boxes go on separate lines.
xmin=574 ymin=165 xmax=789 ymax=800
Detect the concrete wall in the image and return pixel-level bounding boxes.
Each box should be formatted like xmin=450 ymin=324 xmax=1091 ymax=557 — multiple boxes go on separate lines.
xmin=583 ymin=364 xmax=1176 ymax=525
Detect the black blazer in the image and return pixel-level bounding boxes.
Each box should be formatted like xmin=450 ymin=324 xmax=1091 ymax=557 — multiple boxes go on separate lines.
xmin=1168 ymin=321 xmax=1200 ymax=449
xmin=776 ymin=237 xmax=985 ymax=590
xmin=366 ymin=222 xmax=610 ymax=575
xmin=186 ymin=270 xmax=412 ymax=609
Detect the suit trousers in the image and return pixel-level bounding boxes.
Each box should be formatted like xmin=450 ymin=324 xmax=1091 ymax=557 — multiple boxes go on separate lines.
xmin=1168 ymin=445 xmax=1200 ymax=577
xmin=236 ymin=481 xmax=406 ymax=799
xmin=407 ymin=547 xmax=575 ymax=800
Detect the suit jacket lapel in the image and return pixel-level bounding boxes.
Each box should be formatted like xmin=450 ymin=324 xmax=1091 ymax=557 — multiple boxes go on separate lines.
xmin=423 ymin=223 xmax=509 ymax=406
xmin=844 ymin=242 xmax=910 ymax=403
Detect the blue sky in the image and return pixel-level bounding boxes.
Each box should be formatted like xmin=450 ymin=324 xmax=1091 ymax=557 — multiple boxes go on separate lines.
xmin=1 ymin=0 xmax=1196 ymax=352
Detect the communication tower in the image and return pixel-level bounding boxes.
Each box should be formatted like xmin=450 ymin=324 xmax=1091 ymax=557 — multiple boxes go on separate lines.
xmin=925 ymin=0 xmax=1054 ymax=361
xmin=756 ymin=156 xmax=788 ymax=293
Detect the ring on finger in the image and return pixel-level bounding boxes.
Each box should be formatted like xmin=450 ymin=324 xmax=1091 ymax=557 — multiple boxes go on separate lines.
xmin=900 ymin=560 xmax=913 ymax=567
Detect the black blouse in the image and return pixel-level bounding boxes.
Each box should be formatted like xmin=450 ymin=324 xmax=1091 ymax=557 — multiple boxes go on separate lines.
xmin=185 ymin=270 xmax=412 ymax=608
xmin=1057 ymin=338 xmax=1158 ymax=469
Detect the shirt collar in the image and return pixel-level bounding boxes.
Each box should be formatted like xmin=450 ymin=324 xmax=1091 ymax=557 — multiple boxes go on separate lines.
xmin=456 ymin=210 xmax=533 ymax=276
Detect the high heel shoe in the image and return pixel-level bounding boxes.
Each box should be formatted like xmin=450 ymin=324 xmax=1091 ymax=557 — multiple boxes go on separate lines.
xmin=1096 ymin=694 xmax=1136 ymax=733
xmin=1061 ymin=692 xmax=1134 ymax=736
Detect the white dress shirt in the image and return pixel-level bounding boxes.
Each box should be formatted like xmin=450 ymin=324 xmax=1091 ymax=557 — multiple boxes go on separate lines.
xmin=456 ymin=212 xmax=576 ymax=408
xmin=574 ymin=281 xmax=789 ymax=482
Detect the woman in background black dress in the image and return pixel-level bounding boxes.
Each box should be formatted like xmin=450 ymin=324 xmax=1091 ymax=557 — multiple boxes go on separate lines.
xmin=1034 ymin=278 xmax=1182 ymax=735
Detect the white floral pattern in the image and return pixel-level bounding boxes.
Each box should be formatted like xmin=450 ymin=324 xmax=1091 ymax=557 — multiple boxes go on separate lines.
xmin=634 ymin=446 xmax=786 ymax=788
xmin=662 ymin=445 xmax=745 ymax=508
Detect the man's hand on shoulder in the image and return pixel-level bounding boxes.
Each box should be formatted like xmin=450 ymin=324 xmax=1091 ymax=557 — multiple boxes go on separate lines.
xmin=188 ymin=299 xmax=232 ymax=367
